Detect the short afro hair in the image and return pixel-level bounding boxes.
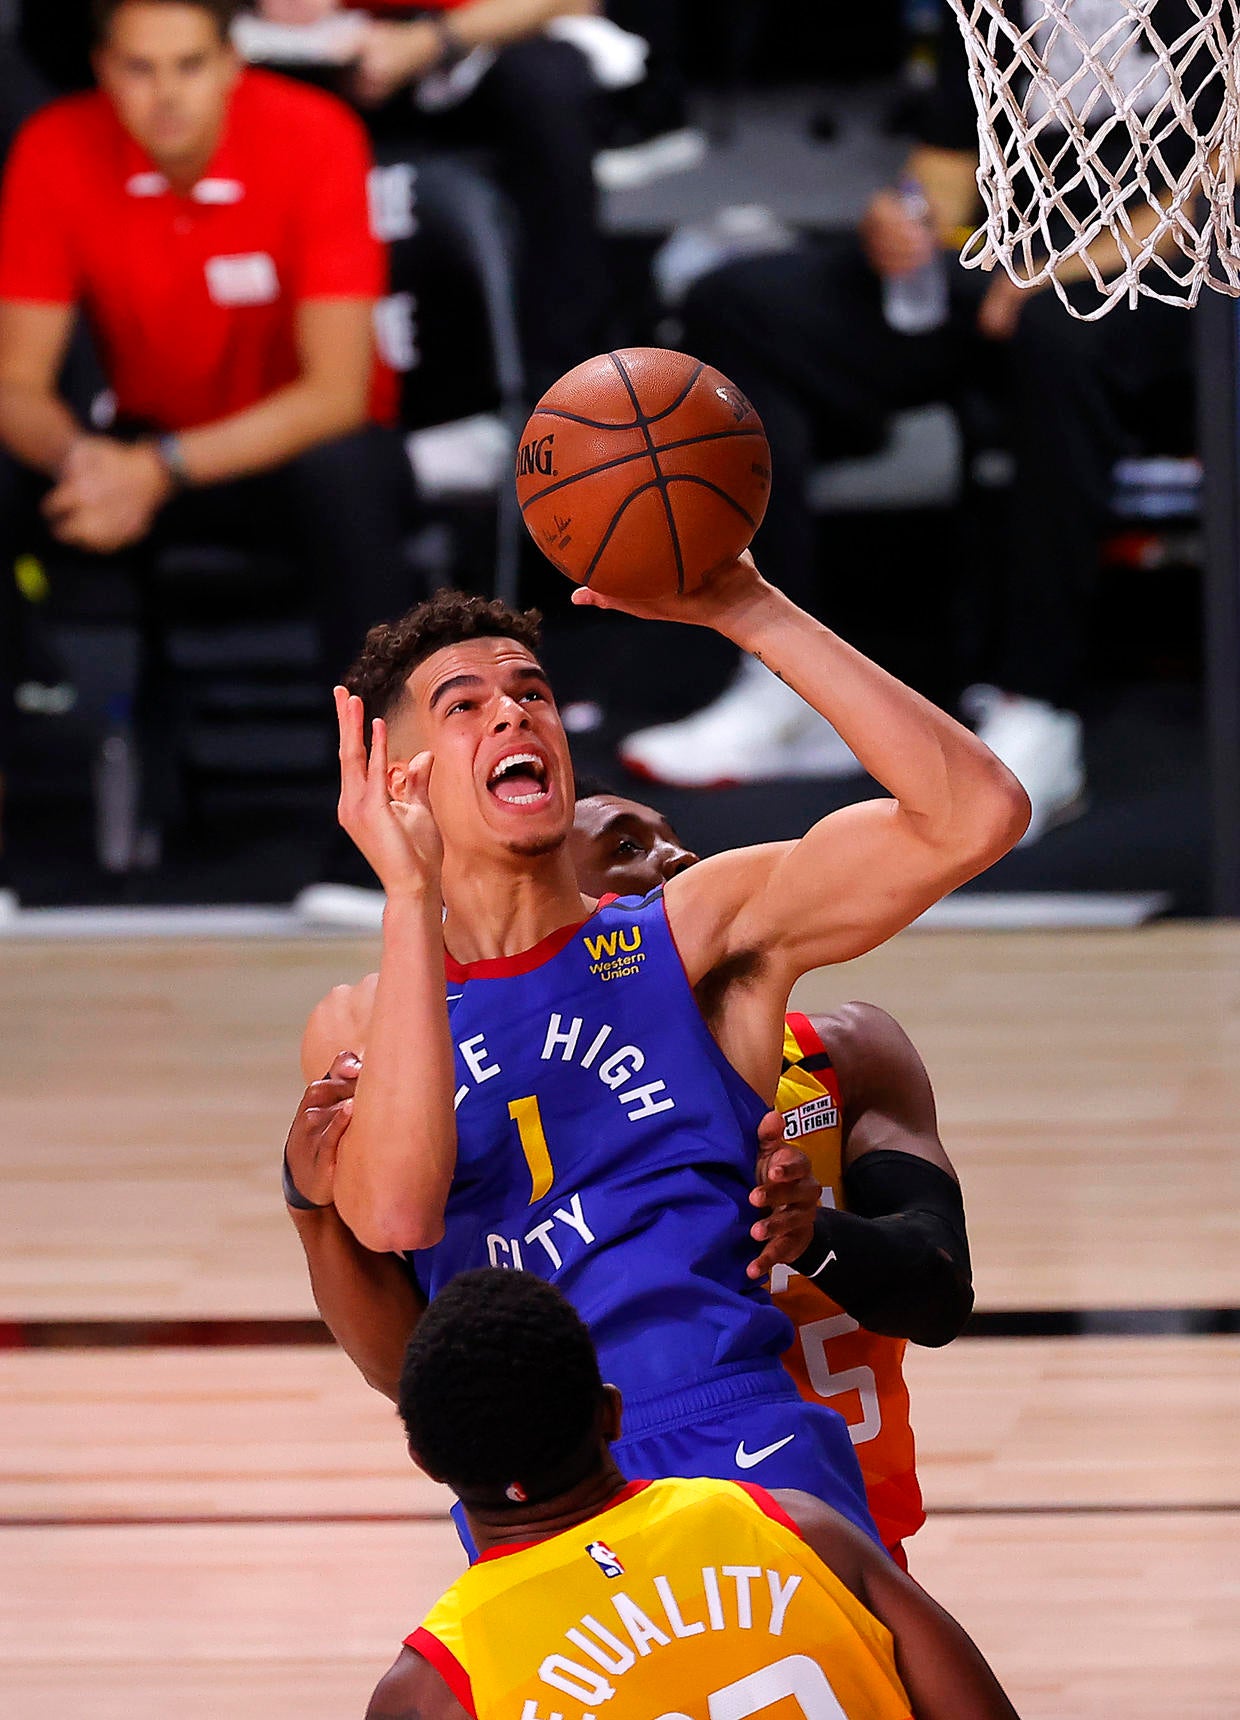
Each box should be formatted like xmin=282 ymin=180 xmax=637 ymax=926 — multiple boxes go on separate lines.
xmin=399 ymin=1269 xmax=605 ymax=1506
xmin=573 ymin=773 xmax=621 ymax=802
xmin=345 ymin=589 xmax=543 ymax=728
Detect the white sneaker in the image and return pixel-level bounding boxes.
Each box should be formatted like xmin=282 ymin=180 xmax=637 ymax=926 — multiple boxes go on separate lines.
xmin=293 ymin=882 xmax=386 ymax=931
xmin=619 ymin=656 xmax=863 ymax=788
xmin=406 ymin=414 xmax=513 ymax=502
xmin=594 ymin=127 xmax=708 ymax=193
xmin=962 ymin=684 xmax=1086 ymax=846
xmin=0 ymin=887 xmax=18 ymax=925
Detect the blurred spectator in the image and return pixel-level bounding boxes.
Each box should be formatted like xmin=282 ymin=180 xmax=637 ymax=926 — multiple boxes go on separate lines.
xmin=254 ymin=0 xmax=611 ymax=392
xmin=621 ymin=5 xmax=1193 ymax=845
xmin=0 ymin=0 xmax=419 ymax=905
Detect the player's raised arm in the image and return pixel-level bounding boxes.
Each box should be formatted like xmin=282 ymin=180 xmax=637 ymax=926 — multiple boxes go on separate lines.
xmin=578 ymin=554 xmax=1028 ymax=982
xmin=775 ymin=1489 xmax=1022 ymax=1720
xmin=300 ymin=690 xmax=456 ymax=1253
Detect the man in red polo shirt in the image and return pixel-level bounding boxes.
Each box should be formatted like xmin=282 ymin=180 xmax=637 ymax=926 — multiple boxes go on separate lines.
xmin=0 ymin=0 xmax=419 ymax=903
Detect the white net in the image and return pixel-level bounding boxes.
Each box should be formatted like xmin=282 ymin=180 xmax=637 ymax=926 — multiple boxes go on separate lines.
xmin=944 ymin=0 xmax=1240 ymax=317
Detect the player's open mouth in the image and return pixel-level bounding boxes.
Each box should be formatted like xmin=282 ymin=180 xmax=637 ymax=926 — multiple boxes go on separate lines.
xmin=486 ymin=751 xmax=552 ymax=807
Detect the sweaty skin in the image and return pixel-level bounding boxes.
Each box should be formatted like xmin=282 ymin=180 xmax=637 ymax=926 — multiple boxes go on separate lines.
xmin=302 ymin=553 xmax=1023 ymax=1254
xmin=286 ymin=793 xmax=962 ymax=1404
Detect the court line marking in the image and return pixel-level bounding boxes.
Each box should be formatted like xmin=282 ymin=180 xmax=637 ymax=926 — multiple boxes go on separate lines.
xmin=2 ymin=1503 xmax=1236 ymax=1531
xmin=4 ymin=1308 xmax=1236 ymax=1350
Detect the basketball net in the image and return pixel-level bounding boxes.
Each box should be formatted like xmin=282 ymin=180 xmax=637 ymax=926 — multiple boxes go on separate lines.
xmin=945 ymin=0 xmax=1240 ymax=317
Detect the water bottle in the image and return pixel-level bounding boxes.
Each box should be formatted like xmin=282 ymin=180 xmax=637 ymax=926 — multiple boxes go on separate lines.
xmin=93 ymin=694 xmax=140 ymax=874
xmin=882 ymin=178 xmax=949 ymax=335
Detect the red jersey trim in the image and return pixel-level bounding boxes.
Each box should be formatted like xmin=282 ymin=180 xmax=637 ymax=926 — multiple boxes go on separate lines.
xmin=444 ymin=895 xmax=618 ymax=982
xmin=405 ymin=1628 xmax=476 ymax=1717
xmin=785 ymin=1011 xmax=829 ymax=1062
xmin=473 ymin=1479 xmax=652 ymax=1564
xmin=734 ymin=1481 xmax=805 ymax=1539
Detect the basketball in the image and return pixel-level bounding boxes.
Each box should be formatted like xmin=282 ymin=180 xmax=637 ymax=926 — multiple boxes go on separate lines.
xmin=514 ymin=347 xmax=771 ymax=601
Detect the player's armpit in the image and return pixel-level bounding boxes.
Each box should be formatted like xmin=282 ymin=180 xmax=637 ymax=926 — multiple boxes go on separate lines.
xmin=366 ymin=1647 xmax=470 ymax=1720
xmin=781 ymin=1493 xmax=1021 ymax=1720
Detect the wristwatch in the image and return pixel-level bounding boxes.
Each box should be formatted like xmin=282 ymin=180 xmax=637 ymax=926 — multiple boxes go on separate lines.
xmin=154 ymin=432 xmax=191 ymax=493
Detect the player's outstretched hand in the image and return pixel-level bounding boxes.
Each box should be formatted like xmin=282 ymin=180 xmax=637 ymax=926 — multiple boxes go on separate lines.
xmin=284 ymin=1050 xmax=361 ymax=1209
xmin=335 ymin=687 xmax=443 ymax=897
xmin=569 ymin=549 xmax=774 ymax=634
xmin=747 ymin=1118 xmax=822 ymax=1280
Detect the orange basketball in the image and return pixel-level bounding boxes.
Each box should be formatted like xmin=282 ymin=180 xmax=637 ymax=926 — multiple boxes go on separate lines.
xmin=515 ymin=348 xmax=771 ymax=601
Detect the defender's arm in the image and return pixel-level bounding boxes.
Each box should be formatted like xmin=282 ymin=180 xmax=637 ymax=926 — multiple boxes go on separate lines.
xmin=790 ymin=1005 xmax=973 ymax=1346
xmin=366 ymin=1647 xmax=470 ymax=1720
xmin=775 ymin=1491 xmax=1021 ymax=1720
xmin=285 ymin=1047 xmax=425 ymax=1397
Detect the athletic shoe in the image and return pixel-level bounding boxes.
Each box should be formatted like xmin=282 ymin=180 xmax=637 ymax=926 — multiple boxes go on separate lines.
xmin=406 ymin=414 xmax=513 ymax=502
xmin=962 ymin=684 xmax=1086 ymax=846
xmin=293 ymin=882 xmax=385 ymax=932
xmin=595 ymin=126 xmax=708 ymax=192
xmin=619 ymin=656 xmax=863 ymax=788
xmin=0 ymin=888 xmax=17 ymax=925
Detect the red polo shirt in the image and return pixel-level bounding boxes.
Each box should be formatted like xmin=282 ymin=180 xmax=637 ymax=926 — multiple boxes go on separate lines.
xmin=0 ymin=69 xmax=392 ymax=431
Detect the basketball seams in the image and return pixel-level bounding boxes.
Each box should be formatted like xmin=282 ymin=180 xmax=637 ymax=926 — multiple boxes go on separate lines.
xmin=533 ymin=405 xmax=641 ymax=431
xmin=608 ymin=351 xmax=686 ymax=596
xmin=643 ymin=357 xmax=706 ymax=425
xmin=516 ymin=426 xmax=768 ymax=515
xmin=580 ymin=473 xmax=668 ymax=586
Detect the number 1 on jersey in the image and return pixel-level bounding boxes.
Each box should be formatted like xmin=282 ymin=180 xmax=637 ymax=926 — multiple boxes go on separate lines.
xmin=509 ymin=1095 xmax=553 ymax=1203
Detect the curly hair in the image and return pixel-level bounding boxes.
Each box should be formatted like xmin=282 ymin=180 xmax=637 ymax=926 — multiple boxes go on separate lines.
xmin=398 ymin=1269 xmax=604 ymax=1506
xmin=345 ymin=590 xmax=544 ymax=728
xmin=93 ymin=0 xmax=243 ymax=40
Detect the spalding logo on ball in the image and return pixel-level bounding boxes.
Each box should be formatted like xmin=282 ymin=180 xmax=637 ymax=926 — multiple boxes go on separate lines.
xmin=515 ymin=348 xmax=771 ymax=603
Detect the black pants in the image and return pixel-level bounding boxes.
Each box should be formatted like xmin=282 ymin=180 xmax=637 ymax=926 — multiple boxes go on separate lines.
xmin=370 ymin=36 xmax=609 ymax=391
xmin=0 ymin=425 xmax=419 ymax=774
xmin=681 ymin=236 xmax=1192 ymax=709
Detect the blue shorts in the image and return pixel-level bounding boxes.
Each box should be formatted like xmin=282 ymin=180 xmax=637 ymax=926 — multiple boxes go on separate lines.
xmin=451 ymin=1362 xmax=881 ymax=1559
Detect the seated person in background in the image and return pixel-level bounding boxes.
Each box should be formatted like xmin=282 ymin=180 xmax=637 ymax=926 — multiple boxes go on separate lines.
xmin=620 ymin=1 xmax=1194 ymax=845
xmin=257 ymin=0 xmax=610 ymax=391
xmin=0 ymin=0 xmax=420 ymax=899
xmin=368 ymin=1268 xmax=1020 ymax=1720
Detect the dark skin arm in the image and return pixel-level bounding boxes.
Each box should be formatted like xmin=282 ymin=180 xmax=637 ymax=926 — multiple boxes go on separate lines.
xmin=365 ymin=1645 xmax=469 ymax=1720
xmin=818 ymin=1000 xmax=957 ymax=1181
xmin=284 ymin=1052 xmax=423 ymax=1402
xmin=286 ymin=1053 xmax=820 ymax=1396
xmin=775 ymin=1489 xmax=1021 ymax=1720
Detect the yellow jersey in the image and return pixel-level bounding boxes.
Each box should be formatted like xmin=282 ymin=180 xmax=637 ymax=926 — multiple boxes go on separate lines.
xmin=409 ymin=1476 xmax=912 ymax=1720
xmin=774 ymin=1015 xmax=923 ymax=1554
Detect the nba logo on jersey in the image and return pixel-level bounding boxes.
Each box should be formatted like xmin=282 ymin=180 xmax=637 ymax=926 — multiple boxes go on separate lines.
xmin=584 ymin=1539 xmax=624 ymax=1578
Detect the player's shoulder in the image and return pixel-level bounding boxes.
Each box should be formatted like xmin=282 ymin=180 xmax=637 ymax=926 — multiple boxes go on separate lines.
xmin=9 ymin=90 xmax=111 ymax=164
xmin=302 ymin=971 xmax=377 ymax=1077
xmin=236 ymin=66 xmax=371 ymax=148
xmin=809 ymin=1001 xmax=912 ymax=1062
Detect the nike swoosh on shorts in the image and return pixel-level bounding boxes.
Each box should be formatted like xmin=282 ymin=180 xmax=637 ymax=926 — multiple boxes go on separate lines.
xmin=734 ymin=1434 xmax=796 ymax=1469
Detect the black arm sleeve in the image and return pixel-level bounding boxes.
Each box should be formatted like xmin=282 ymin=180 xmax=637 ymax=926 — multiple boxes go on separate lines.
xmin=790 ymin=1150 xmax=973 ymax=1348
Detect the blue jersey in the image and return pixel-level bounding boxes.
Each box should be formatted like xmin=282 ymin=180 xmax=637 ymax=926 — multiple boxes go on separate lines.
xmin=408 ymin=890 xmax=794 ymax=1400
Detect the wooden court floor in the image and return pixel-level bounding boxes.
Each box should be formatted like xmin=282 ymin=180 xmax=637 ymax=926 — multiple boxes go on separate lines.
xmin=1 ymin=925 xmax=1238 ymax=1719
